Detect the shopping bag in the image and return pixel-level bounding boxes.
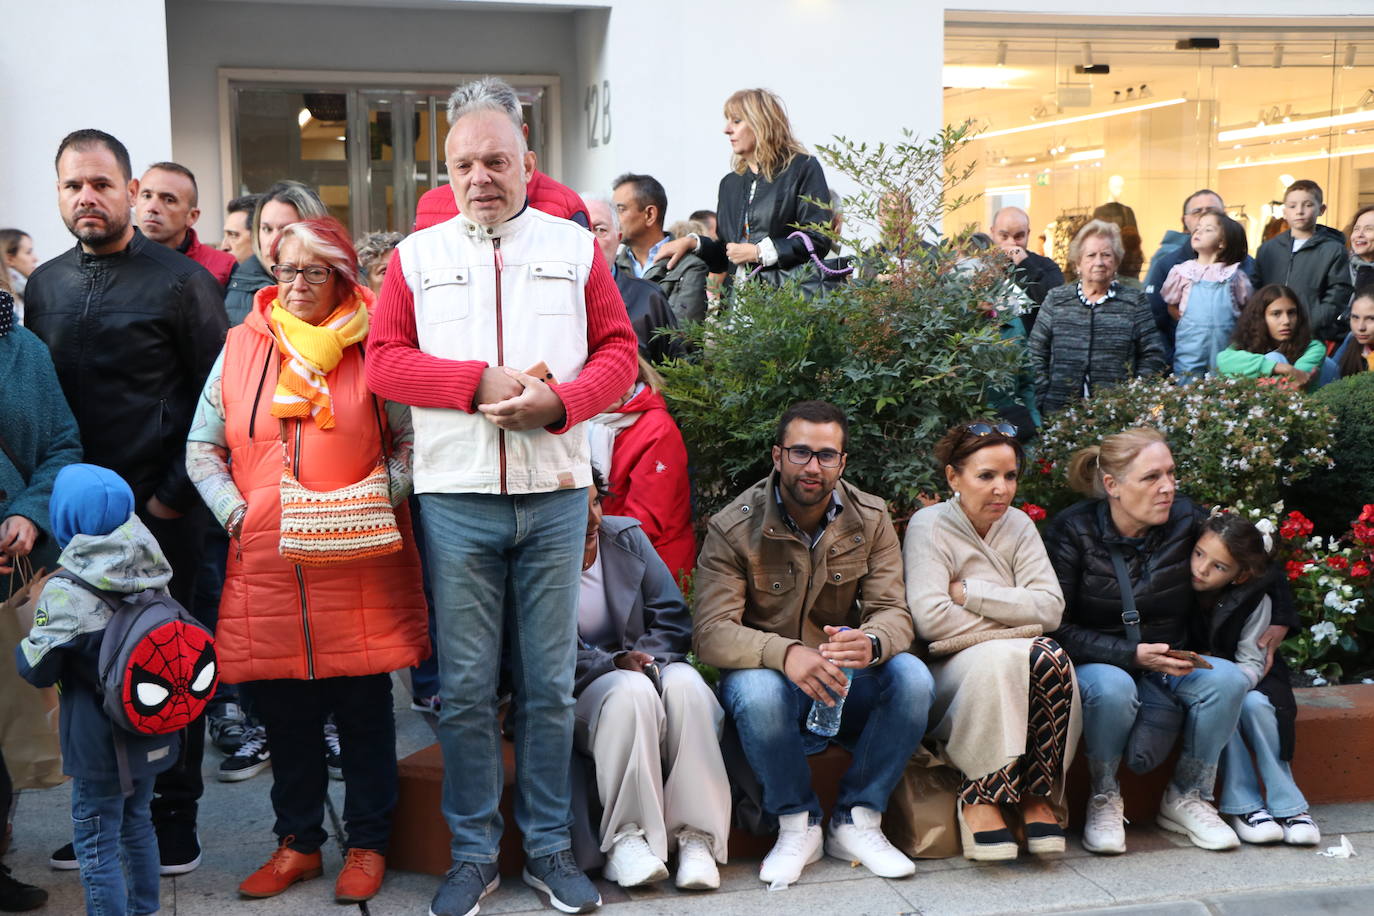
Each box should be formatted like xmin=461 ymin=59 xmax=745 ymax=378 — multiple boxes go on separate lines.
xmin=0 ymin=562 xmax=65 ymax=790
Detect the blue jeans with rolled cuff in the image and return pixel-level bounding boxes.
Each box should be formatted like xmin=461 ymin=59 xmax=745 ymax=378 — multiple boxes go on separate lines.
xmin=1218 ymin=689 xmax=1309 ymax=818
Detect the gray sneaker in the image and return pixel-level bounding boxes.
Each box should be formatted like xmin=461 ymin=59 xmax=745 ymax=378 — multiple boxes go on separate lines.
xmin=522 ymin=849 xmax=600 ymax=914
xmin=429 ymin=861 xmax=499 ymax=916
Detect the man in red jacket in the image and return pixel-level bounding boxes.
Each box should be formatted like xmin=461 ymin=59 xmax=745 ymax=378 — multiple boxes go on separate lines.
xmin=136 ymin=162 xmax=236 ymax=289
xmin=412 ymin=77 xmax=589 ymax=232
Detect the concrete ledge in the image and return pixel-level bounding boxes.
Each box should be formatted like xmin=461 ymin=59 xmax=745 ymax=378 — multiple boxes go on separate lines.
xmin=389 ymin=684 xmax=1374 ymax=875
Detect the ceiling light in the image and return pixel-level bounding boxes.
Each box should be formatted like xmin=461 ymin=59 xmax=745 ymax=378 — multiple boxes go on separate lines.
xmin=942 ymin=65 xmax=1031 ymax=89
xmin=1065 ymin=148 xmax=1106 ymax=162
xmin=1272 ymin=43 xmax=1283 ymax=69
xmin=1219 ymin=108 xmax=1374 ymax=142
xmin=1345 ymin=44 xmax=1357 ymax=70
xmin=1230 ymin=44 xmax=1241 ymax=69
xmin=1218 ymin=143 xmax=1374 ymax=171
xmin=1081 ymin=42 xmax=1093 ymax=69
xmin=297 ymin=108 xmax=311 ymax=128
xmin=996 ymin=42 xmax=1007 ymax=67
xmin=1139 ymin=84 xmax=1152 ymax=99
xmin=979 ymin=97 xmax=1188 ymax=139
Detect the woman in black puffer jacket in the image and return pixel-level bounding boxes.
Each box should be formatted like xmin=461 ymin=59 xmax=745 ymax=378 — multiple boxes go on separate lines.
xmin=1043 ymin=427 xmax=1292 ymax=857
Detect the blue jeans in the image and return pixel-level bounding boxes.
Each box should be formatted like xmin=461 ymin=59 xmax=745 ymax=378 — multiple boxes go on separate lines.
xmin=720 ymin=653 xmax=934 ymax=821
xmin=406 ymin=495 xmax=441 ymax=699
xmin=1218 ymin=689 xmax=1309 ymax=818
xmin=420 ymin=488 xmax=586 ymax=863
xmin=1076 ymin=659 xmax=1248 ymax=796
xmin=71 ymin=775 xmax=160 ymax=916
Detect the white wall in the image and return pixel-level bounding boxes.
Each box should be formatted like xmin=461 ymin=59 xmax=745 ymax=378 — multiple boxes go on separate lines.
xmin=0 ymin=0 xmax=173 ymax=267
xmin=165 ymin=0 xmax=582 ymax=240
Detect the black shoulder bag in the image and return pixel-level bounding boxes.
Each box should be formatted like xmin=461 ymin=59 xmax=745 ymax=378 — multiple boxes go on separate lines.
xmin=1110 ymin=543 xmax=1185 ymax=775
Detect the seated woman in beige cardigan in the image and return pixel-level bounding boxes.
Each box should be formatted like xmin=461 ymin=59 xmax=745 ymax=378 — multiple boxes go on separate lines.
xmin=903 ymin=421 xmax=1080 ymax=862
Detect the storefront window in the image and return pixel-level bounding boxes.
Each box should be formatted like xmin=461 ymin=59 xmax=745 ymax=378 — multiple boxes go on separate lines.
xmin=944 ymin=26 xmax=1374 ymax=275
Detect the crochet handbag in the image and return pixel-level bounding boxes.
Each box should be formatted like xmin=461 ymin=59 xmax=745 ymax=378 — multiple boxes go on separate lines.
xmin=277 ymin=396 xmax=402 ymax=567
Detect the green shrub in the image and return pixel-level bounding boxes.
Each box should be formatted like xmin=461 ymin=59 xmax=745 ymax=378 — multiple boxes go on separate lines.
xmin=659 ymin=125 xmax=1030 ymax=519
xmin=1287 ymin=372 xmax=1374 ymax=537
xmin=1018 ymin=375 xmax=1335 ymax=514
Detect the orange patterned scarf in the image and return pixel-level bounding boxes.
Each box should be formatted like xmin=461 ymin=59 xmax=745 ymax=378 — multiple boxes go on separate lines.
xmin=269 ymin=293 xmax=370 ymax=429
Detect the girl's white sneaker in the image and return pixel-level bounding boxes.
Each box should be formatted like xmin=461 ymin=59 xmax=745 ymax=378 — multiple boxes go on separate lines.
xmin=1281 ymin=814 xmax=1321 ymax=846
xmin=1224 ymin=809 xmax=1283 ymax=844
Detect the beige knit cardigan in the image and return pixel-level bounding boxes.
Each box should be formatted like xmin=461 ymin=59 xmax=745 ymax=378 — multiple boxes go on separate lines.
xmin=903 ymin=500 xmax=1081 ymax=787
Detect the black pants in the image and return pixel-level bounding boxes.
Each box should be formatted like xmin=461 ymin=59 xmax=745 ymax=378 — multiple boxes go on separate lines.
xmin=244 ymin=674 xmax=397 ymax=854
xmin=140 ymin=507 xmax=208 ymax=828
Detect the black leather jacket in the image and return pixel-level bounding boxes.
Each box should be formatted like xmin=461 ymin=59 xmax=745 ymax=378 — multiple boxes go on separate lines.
xmin=1045 ymin=495 xmax=1297 ymax=669
xmin=699 ymin=154 xmax=833 ymax=277
xmin=24 ymin=230 xmax=228 ymax=513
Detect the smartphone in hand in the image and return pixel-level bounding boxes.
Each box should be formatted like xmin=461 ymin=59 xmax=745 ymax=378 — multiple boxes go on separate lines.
xmin=1164 ymin=649 xmax=1213 ymax=669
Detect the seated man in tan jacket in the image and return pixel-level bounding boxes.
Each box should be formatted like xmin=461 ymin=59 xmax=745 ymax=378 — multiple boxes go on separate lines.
xmin=693 ymin=400 xmax=933 ymax=887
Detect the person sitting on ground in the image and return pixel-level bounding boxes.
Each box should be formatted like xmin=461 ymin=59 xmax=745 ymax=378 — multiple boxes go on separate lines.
xmin=1187 ymin=513 xmax=1319 ymax=848
xmin=571 ymin=470 xmax=729 ymax=891
xmin=1254 ymin=179 xmax=1352 ymax=344
xmin=903 ymin=420 xmax=1076 ymax=862
xmin=1215 ymin=284 xmax=1337 ymax=389
xmin=586 ymin=356 xmax=695 ymax=585
xmin=1028 ymin=220 xmax=1166 ymax=415
xmin=693 ymin=400 xmax=933 ymax=886
xmin=1333 ymin=285 xmax=1374 ymax=377
xmin=16 ymin=465 xmax=177 ymax=916
xmin=1043 ymin=428 xmax=1297 ymax=856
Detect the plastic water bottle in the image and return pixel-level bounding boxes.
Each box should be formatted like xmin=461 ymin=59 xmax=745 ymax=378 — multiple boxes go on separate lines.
xmin=806 ymin=627 xmax=854 ymax=737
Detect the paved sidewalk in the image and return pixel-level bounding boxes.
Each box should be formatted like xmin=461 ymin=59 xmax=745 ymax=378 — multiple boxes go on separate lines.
xmin=7 ymin=675 xmax=1372 ymax=915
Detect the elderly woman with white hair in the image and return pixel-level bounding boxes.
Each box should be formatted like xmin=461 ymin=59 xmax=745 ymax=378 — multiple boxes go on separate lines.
xmin=1027 ymin=220 xmax=1166 ymax=415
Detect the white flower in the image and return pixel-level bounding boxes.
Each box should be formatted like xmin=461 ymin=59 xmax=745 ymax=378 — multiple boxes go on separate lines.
xmin=1310 ymin=620 xmax=1339 ymax=645
xmin=1308 ymin=537 xmax=1325 ymax=551
xmin=1324 ymin=590 xmax=1343 ymax=610
xmin=1313 ymin=676 xmax=1329 ymax=686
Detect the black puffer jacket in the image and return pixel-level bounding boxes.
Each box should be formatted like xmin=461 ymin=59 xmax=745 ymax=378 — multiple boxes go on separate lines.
xmin=701 ymin=154 xmax=833 ymax=278
xmin=1046 ymin=495 xmax=1300 ymax=670
xmin=1045 ymin=496 xmax=1207 ymax=667
xmin=24 ymin=230 xmax=228 ymax=513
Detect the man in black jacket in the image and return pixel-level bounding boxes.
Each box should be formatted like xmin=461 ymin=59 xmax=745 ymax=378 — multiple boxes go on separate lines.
xmin=991 ymin=207 xmax=1064 ymax=335
xmin=24 ymin=129 xmax=228 ymax=875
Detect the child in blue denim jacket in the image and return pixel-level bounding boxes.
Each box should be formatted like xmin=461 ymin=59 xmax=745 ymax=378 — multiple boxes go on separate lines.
xmin=15 ymin=465 xmax=180 ymax=916
xmin=1188 ymin=512 xmax=1320 ymax=848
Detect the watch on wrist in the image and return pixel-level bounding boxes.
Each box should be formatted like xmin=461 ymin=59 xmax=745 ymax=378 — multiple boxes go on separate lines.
xmin=865 ymin=632 xmax=882 ymax=666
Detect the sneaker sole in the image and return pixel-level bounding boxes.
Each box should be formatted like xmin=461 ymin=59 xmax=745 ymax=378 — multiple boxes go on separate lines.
xmin=218 ymin=760 xmax=271 ymax=782
xmin=1080 ymin=834 xmax=1126 ymax=855
xmin=426 ymin=874 xmax=498 ymax=916
xmin=1026 ymin=835 xmax=1067 ymax=855
xmin=411 ymin=702 xmax=439 ymax=715
xmin=521 ymin=868 xmax=601 ymax=914
xmin=603 ymin=856 xmax=668 ymax=887
xmin=674 ymin=870 xmax=720 ymax=891
xmin=48 ymin=856 xmax=79 ymax=871
xmin=1156 ymin=813 xmax=1240 ymax=850
xmin=161 ymin=852 xmax=203 ymax=876
xmin=239 ymin=866 xmax=323 ymax=897
xmin=823 ymin=835 xmax=915 ymax=877
xmin=758 ymin=841 xmax=823 ymax=884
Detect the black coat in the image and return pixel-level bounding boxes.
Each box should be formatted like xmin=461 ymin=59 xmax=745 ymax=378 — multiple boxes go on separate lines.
xmin=1046 ymin=495 xmax=1299 ymax=670
xmin=1012 ymin=251 xmax=1065 ymax=336
xmin=24 ymin=230 xmax=228 ymax=513
xmin=613 ymin=271 xmax=683 ymax=365
xmin=697 ymin=154 xmax=833 ymax=278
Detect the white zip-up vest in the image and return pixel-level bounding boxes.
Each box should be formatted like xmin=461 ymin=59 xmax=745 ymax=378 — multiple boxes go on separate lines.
xmin=398 ymin=206 xmax=593 ymax=494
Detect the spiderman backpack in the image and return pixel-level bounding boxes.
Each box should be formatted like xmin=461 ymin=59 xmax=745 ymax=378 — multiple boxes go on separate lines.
xmin=54 ymin=573 xmax=219 ymax=736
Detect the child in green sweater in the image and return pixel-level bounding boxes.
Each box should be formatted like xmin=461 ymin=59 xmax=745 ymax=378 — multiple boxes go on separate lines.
xmin=1215 ymin=284 xmax=1337 ymax=388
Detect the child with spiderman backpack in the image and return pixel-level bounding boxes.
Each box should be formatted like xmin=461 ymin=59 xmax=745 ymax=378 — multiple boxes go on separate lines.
xmin=15 ymin=464 xmax=217 ymax=916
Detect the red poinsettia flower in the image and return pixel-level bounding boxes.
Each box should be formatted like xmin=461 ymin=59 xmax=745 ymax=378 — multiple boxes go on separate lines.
xmin=1023 ymin=503 xmax=1047 ymax=522
xmin=1352 ymin=562 xmax=1371 ymax=579
xmin=1326 ymin=555 xmax=1350 ymax=571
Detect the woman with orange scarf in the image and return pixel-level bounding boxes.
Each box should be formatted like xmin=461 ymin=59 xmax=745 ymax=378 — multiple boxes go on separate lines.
xmin=186 ymin=218 xmax=427 ymax=905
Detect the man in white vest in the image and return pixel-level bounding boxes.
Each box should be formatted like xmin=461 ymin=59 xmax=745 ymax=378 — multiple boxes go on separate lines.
xmin=366 ymin=82 xmax=638 ymax=916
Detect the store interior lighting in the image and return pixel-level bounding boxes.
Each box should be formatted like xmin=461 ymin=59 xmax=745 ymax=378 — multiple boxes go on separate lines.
xmin=996 ymin=41 xmax=1007 ymax=67
xmin=1230 ymin=44 xmax=1241 ymax=69
xmin=980 ymin=97 xmax=1187 ymax=139
xmin=1218 ymin=142 xmax=1374 ymax=171
xmin=1219 ymin=107 xmax=1374 ymax=142
xmin=1345 ymin=44 xmax=1357 ymax=71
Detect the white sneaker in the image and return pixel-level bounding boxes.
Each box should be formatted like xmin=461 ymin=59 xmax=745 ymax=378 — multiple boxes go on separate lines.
xmin=758 ymin=812 xmax=823 ymax=886
xmin=1157 ymin=785 xmax=1240 ymax=850
xmin=825 ymin=807 xmax=915 ymax=878
xmin=602 ymin=826 xmax=668 ymax=887
xmin=674 ymin=828 xmax=719 ymax=891
xmin=1224 ymin=809 xmax=1283 ymax=844
xmin=1281 ymin=813 xmax=1321 ymax=846
xmin=1081 ymin=793 xmax=1127 ymax=855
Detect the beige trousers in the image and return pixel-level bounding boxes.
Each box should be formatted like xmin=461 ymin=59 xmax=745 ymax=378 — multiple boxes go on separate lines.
xmin=574 ymin=662 xmax=731 ymax=862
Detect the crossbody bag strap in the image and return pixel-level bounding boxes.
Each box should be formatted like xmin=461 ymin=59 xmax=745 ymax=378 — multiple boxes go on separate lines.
xmin=1107 ymin=542 xmax=1143 ymax=644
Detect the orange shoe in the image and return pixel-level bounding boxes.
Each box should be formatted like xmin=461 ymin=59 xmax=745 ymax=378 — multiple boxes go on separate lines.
xmin=335 ymin=848 xmax=386 ymax=903
xmin=238 ymin=837 xmax=323 ymax=898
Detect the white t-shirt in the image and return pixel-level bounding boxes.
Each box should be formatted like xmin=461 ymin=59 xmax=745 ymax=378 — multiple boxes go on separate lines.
xmin=578 ymin=551 xmax=614 ymax=648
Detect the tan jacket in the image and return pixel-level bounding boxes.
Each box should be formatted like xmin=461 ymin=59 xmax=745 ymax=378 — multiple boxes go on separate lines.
xmin=692 ymin=473 xmax=915 ymax=672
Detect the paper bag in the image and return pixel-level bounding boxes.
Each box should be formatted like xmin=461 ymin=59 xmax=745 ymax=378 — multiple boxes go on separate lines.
xmin=0 ymin=565 xmax=65 ymax=790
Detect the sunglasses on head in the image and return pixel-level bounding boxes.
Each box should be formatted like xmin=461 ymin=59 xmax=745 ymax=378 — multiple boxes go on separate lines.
xmin=966 ymin=421 xmax=1018 ymax=438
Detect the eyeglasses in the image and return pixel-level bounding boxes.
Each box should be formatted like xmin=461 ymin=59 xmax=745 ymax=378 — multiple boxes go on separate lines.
xmin=272 ymin=264 xmax=335 ymax=285
xmin=966 ymin=421 xmax=1018 ymax=438
xmin=781 ymin=446 xmax=844 ymax=468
